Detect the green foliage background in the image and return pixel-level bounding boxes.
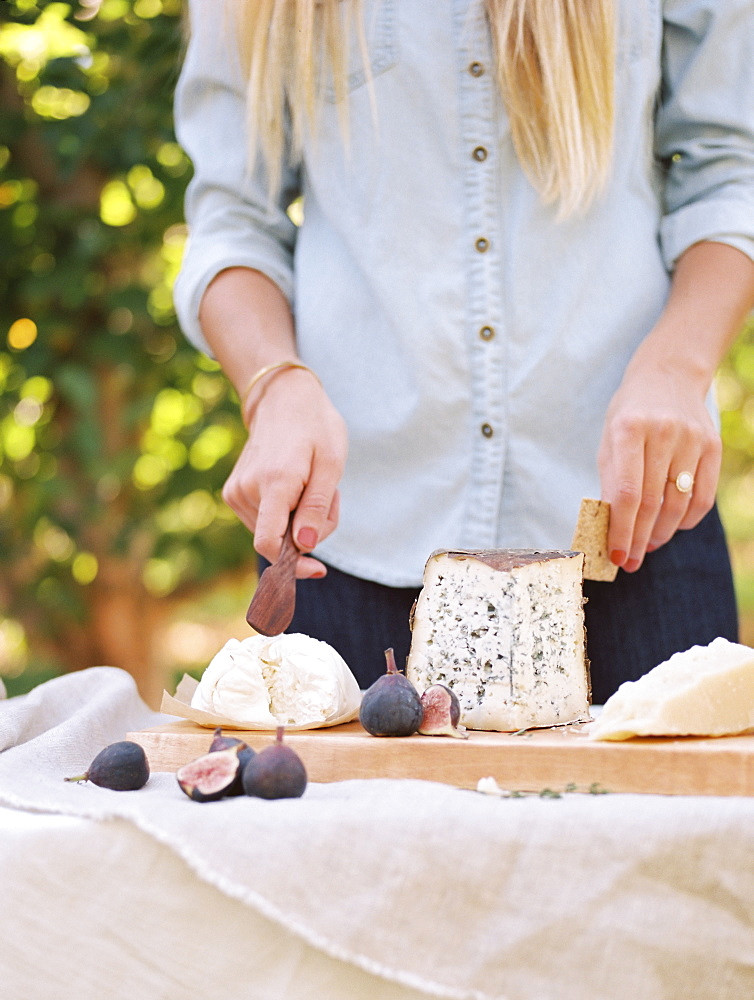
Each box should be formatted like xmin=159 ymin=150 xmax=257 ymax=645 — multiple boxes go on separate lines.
xmin=718 ymin=324 xmax=754 ymax=630
xmin=0 ymin=0 xmax=251 ymax=699
xmin=1 ymin=0 xmax=753 ymax=699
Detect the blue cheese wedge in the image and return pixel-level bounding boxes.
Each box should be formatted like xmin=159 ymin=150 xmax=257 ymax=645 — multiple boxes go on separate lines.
xmin=590 ymin=637 xmax=754 ymax=740
xmin=406 ymin=549 xmax=590 ymax=732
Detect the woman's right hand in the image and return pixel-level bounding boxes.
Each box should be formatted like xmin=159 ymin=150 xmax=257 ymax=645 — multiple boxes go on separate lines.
xmin=221 ymin=366 xmax=348 ymax=578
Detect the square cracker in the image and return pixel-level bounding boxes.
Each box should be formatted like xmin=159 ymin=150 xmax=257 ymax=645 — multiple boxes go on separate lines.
xmin=571 ymin=498 xmax=619 ymax=582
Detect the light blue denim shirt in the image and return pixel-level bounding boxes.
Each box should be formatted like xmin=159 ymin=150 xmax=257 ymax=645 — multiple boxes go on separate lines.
xmin=173 ymin=0 xmax=754 ymax=587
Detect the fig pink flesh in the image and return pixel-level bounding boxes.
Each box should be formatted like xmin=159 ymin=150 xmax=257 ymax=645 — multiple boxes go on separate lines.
xmin=418 ymin=683 xmax=466 ymax=737
xmin=420 ymin=685 xmax=452 ymax=730
xmin=177 ymin=750 xmax=238 ymax=794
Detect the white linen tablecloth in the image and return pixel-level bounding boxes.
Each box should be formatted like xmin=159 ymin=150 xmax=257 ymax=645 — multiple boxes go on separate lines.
xmin=1 ymin=667 xmax=753 ymax=1000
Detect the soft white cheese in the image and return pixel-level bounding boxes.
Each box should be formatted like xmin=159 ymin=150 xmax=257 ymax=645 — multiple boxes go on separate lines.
xmin=406 ymin=549 xmax=589 ymax=731
xmin=190 ymin=633 xmax=361 ymax=727
xmin=590 ymin=637 xmax=754 ymax=740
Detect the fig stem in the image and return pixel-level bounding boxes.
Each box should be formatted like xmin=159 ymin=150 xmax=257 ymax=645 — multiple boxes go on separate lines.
xmin=64 ymin=773 xmax=89 ymax=783
xmin=384 ymin=647 xmax=399 ymax=674
xmin=276 ymin=725 xmax=285 ymax=743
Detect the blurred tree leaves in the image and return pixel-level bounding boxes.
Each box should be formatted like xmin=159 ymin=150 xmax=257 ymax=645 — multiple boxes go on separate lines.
xmin=0 ymin=0 xmax=249 ymax=698
xmin=718 ymin=314 xmax=754 ymax=633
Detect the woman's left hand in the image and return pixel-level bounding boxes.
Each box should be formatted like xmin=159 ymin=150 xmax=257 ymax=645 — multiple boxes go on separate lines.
xmin=598 ymin=241 xmax=754 ymax=573
xmin=598 ymin=355 xmax=721 ymax=573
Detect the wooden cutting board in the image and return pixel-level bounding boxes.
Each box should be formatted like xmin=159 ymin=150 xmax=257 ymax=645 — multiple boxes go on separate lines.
xmin=126 ymin=719 xmax=754 ymax=797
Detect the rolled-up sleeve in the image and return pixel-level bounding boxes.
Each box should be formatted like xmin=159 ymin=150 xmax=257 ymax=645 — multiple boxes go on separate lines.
xmin=656 ymin=0 xmax=754 ymax=269
xmin=173 ymin=0 xmax=300 ymax=355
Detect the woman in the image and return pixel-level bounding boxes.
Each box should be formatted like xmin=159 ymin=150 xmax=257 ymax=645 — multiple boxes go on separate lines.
xmin=173 ymin=0 xmax=754 ymax=700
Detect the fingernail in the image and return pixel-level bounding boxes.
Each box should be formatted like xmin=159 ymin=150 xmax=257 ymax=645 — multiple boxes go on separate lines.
xmin=311 ymin=569 xmax=327 ymax=579
xmin=610 ymin=549 xmax=627 ymax=566
xmin=624 ymin=558 xmax=641 ymax=573
xmin=646 ymin=542 xmax=657 ymax=553
xmin=297 ymin=527 xmax=318 ymax=550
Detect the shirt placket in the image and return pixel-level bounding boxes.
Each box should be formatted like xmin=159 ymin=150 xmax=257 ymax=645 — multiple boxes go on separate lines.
xmin=454 ymin=1 xmax=508 ymax=549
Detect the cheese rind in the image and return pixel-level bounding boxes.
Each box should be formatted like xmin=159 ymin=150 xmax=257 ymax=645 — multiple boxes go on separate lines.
xmin=406 ymin=549 xmax=590 ymax=732
xmin=571 ymin=498 xmax=619 ymax=582
xmin=590 ymin=637 xmax=754 ymax=741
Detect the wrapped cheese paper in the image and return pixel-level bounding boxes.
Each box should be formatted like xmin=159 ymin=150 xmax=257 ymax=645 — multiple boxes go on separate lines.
xmin=161 ymin=633 xmax=362 ymax=731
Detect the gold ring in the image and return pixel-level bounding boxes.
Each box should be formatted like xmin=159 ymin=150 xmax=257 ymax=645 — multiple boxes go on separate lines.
xmin=670 ymin=471 xmax=694 ymax=494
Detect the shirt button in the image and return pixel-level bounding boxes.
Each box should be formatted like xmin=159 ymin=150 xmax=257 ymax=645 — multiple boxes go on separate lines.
xmin=475 ymin=237 xmax=490 ymax=253
xmin=469 ymin=61 xmax=485 ymax=77
xmin=479 ymin=325 xmax=495 ymax=341
xmin=481 ymin=423 xmax=494 ymax=438
xmin=472 ymin=146 xmax=488 ymax=162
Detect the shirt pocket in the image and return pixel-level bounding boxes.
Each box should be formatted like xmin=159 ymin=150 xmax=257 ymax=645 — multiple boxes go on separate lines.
xmin=322 ymin=0 xmax=398 ymax=103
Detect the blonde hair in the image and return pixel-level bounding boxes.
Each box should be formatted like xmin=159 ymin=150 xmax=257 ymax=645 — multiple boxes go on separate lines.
xmin=229 ymin=0 xmax=615 ymax=217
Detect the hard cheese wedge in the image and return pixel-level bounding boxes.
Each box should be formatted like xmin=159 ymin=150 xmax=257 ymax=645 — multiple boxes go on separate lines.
xmin=406 ymin=548 xmax=590 ymax=732
xmin=590 ymin=637 xmax=754 ymax=741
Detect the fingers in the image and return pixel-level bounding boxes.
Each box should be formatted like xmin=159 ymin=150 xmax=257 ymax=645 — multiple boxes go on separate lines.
xmin=677 ymin=436 xmax=721 ymax=530
xmin=646 ymin=472 xmax=696 ymax=553
xmin=291 ymin=457 xmax=344 ymax=553
xmin=631 ymin=461 xmax=697 ymax=569
xmin=625 ymin=419 xmax=700 ymax=570
xmin=287 ymin=490 xmax=340 ymax=578
xmin=600 ymin=410 xmax=720 ymax=573
xmin=221 ymin=445 xmax=262 ymax=535
xmin=221 ymin=382 xmax=348 ymax=579
xmin=643 ymin=442 xmax=718 ymax=551
xmin=598 ymin=413 xmax=646 ymax=568
xmin=247 ymin=465 xmax=340 ymax=574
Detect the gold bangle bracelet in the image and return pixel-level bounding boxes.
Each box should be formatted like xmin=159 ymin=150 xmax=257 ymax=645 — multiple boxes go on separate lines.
xmin=239 ymin=361 xmax=321 ymax=425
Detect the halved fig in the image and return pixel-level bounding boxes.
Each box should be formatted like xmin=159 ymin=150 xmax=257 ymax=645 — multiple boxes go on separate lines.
xmin=176 ymin=745 xmax=246 ymax=802
xmin=207 ymin=728 xmax=255 ymax=793
xmin=418 ymin=683 xmax=468 ymax=738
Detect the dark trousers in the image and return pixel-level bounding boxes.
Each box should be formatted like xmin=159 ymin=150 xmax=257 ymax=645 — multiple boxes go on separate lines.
xmin=266 ymin=506 xmax=738 ymax=703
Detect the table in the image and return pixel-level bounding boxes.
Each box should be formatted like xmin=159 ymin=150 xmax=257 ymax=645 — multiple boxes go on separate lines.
xmin=1 ymin=667 xmax=753 ymax=1000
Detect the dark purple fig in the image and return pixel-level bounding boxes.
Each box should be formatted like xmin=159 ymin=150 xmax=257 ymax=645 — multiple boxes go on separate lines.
xmin=209 ymin=727 xmax=245 ymax=753
xmin=64 ymin=741 xmax=150 ymax=791
xmin=418 ymin=683 xmax=468 ymax=739
xmin=207 ymin=728 xmax=255 ymax=794
xmin=242 ymin=726 xmax=307 ymax=800
xmin=359 ymin=648 xmax=423 ymax=737
xmin=176 ymin=745 xmax=246 ymax=802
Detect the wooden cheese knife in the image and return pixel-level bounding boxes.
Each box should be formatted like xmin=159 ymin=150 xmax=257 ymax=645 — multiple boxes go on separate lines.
xmin=246 ymin=514 xmax=299 ymax=636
